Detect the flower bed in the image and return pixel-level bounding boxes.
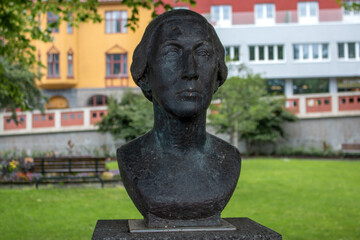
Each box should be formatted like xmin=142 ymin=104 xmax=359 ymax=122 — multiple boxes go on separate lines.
xmin=0 ymin=157 xmax=120 ymax=184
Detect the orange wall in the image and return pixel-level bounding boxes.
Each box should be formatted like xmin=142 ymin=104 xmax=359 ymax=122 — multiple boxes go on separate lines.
xmin=35 ymin=3 xmax=152 ymax=90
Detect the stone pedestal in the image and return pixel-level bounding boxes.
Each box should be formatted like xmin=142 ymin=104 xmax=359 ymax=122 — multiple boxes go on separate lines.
xmin=92 ymin=218 xmax=282 ymax=240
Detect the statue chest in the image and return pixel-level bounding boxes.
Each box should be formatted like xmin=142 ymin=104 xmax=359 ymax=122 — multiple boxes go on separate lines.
xmin=119 ymin=153 xmax=240 ymax=219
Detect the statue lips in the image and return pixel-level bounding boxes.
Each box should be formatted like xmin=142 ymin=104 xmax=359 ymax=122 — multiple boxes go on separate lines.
xmin=176 ymin=89 xmax=202 ymax=101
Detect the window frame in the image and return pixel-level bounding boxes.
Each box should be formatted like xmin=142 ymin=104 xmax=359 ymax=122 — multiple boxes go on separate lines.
xmin=105 ymin=10 xmax=128 ymax=34
xmin=47 ymin=12 xmax=59 ymax=33
xmin=67 ymin=53 xmax=74 ymax=77
xmin=248 ymin=45 xmax=285 ymax=63
xmin=297 ymin=1 xmax=319 ymax=24
xmin=254 ymin=3 xmax=276 ymax=25
xmin=47 ymin=53 xmax=60 ymax=78
xmin=67 ymin=13 xmax=73 ymax=34
xmin=293 ymin=43 xmax=330 ymax=62
xmin=106 ymin=53 xmax=128 ymax=77
xmin=338 ymin=42 xmax=360 ymax=60
xmin=225 ymin=45 xmax=240 ymax=62
xmin=293 ymin=78 xmax=330 ymax=94
xmin=87 ymin=95 xmax=108 ymax=107
xmin=210 ymin=5 xmax=232 ymax=27
xmin=343 ymin=0 xmax=360 ymax=22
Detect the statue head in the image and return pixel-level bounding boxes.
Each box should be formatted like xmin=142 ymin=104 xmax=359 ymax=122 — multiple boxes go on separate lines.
xmin=131 ymin=10 xmax=227 ymax=118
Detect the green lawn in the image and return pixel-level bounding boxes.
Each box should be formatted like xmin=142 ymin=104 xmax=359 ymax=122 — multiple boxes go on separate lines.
xmin=0 ymin=159 xmax=359 ymax=240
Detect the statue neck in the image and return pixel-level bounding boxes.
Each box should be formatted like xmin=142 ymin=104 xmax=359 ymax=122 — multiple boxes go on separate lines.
xmin=152 ymin=102 xmax=207 ymax=152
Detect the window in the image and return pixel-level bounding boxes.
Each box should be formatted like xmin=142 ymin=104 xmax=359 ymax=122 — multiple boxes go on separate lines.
xmin=47 ymin=12 xmax=59 ymax=33
xmin=87 ymin=95 xmax=108 ymax=106
xmin=67 ymin=13 xmax=73 ymax=34
xmin=47 ymin=53 xmax=59 ymax=77
xmin=249 ymin=46 xmax=255 ymax=61
xmin=248 ymin=45 xmax=284 ymax=62
xmin=337 ymin=78 xmax=360 ymax=92
xmin=211 ymin=5 xmax=232 ymax=26
xmin=298 ymin=1 xmax=319 ymax=24
xmin=68 ymin=53 xmax=74 ymax=77
xmin=254 ymin=3 xmax=275 ymax=25
xmin=343 ymin=1 xmax=360 ymax=22
xmin=106 ymin=54 xmax=127 ymax=76
xmin=46 ymin=95 xmax=69 ymax=109
xmin=67 ymin=53 xmax=73 ymax=77
xmin=267 ymin=79 xmax=285 ymax=95
xmin=293 ymin=78 xmax=329 ymax=94
xmin=105 ymin=11 xmax=127 ymax=33
xmin=225 ymin=46 xmax=240 ymax=61
xmin=293 ymin=43 xmax=329 ymax=61
xmin=349 ymin=42 xmax=356 ymax=58
xmin=338 ymin=42 xmax=360 ymax=60
xmin=37 ymin=54 xmax=41 ymax=76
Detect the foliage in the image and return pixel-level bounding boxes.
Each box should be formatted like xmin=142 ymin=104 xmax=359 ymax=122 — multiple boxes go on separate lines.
xmin=209 ymin=74 xmax=297 ymax=150
xmin=337 ymin=0 xmax=360 ymax=12
xmin=0 ymin=0 xmax=100 ymax=119
xmin=241 ymin=98 xmax=298 ymax=153
xmin=275 ymin=145 xmax=344 ymax=158
xmin=1 ymin=159 xmax=360 ymax=239
xmin=0 ymin=0 xmax=101 ymax=67
xmin=0 ymin=57 xmax=47 ymax=120
xmin=97 ymin=91 xmax=153 ymax=142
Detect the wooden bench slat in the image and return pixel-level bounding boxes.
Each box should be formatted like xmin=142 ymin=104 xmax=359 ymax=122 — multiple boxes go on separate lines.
xmin=34 ymin=168 xmax=106 ymax=173
xmin=33 ymin=157 xmax=107 ymax=188
xmin=34 ymin=163 xmax=105 ymax=167
xmin=342 ymin=144 xmax=360 ymax=150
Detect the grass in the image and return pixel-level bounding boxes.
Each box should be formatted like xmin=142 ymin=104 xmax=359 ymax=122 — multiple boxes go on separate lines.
xmin=0 ymin=158 xmax=359 ymax=240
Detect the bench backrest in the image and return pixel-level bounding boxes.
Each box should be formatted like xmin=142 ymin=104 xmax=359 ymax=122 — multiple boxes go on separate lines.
xmin=34 ymin=157 xmax=106 ymax=175
xmin=342 ymin=144 xmax=360 ymax=151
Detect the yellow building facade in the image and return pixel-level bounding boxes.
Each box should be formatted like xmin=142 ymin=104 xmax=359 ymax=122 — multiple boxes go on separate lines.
xmin=34 ymin=1 xmax=152 ymax=109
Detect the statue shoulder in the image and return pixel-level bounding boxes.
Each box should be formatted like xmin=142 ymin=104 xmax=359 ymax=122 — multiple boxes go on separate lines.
xmin=207 ymin=133 xmax=241 ymax=162
xmin=117 ymin=131 xmax=153 ymax=162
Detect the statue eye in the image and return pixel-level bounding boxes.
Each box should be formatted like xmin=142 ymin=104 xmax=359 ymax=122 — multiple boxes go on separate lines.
xmin=196 ymin=49 xmax=210 ymax=56
xmin=163 ymin=46 xmax=181 ymax=57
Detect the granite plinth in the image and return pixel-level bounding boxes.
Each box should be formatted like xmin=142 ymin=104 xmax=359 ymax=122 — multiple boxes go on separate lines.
xmin=92 ymin=218 xmax=282 ymax=240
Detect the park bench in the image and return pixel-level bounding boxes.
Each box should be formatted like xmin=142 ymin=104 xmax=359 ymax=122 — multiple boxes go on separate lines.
xmin=34 ymin=156 xmax=106 ymax=189
xmin=341 ymin=143 xmax=360 ymax=155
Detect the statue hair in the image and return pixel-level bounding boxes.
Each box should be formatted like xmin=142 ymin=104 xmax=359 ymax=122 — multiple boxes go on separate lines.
xmin=130 ymin=9 xmax=228 ymax=101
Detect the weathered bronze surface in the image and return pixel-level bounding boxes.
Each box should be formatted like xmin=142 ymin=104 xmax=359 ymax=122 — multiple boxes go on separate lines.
xmin=117 ymin=10 xmax=241 ymax=228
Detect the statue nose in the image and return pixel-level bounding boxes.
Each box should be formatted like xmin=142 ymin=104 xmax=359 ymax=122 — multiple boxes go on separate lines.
xmin=181 ymin=53 xmax=199 ymax=80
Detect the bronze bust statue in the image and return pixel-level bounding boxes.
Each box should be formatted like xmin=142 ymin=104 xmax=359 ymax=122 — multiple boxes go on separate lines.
xmin=117 ymin=10 xmax=241 ymax=228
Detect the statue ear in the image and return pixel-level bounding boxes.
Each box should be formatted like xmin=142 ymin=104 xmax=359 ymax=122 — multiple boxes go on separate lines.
xmin=137 ymin=75 xmax=151 ymax=92
xmin=137 ymin=70 xmax=153 ymax=102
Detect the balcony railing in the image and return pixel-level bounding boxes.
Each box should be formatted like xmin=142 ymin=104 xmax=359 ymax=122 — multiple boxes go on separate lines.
xmin=208 ymin=9 xmax=345 ymax=26
xmin=1 ymin=92 xmax=359 ymax=135
xmin=1 ymin=106 xmax=107 ymax=135
xmin=285 ymin=92 xmax=360 ymax=118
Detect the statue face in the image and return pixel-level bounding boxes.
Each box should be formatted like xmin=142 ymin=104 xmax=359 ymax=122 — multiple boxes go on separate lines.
xmin=148 ymin=20 xmax=218 ymax=119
